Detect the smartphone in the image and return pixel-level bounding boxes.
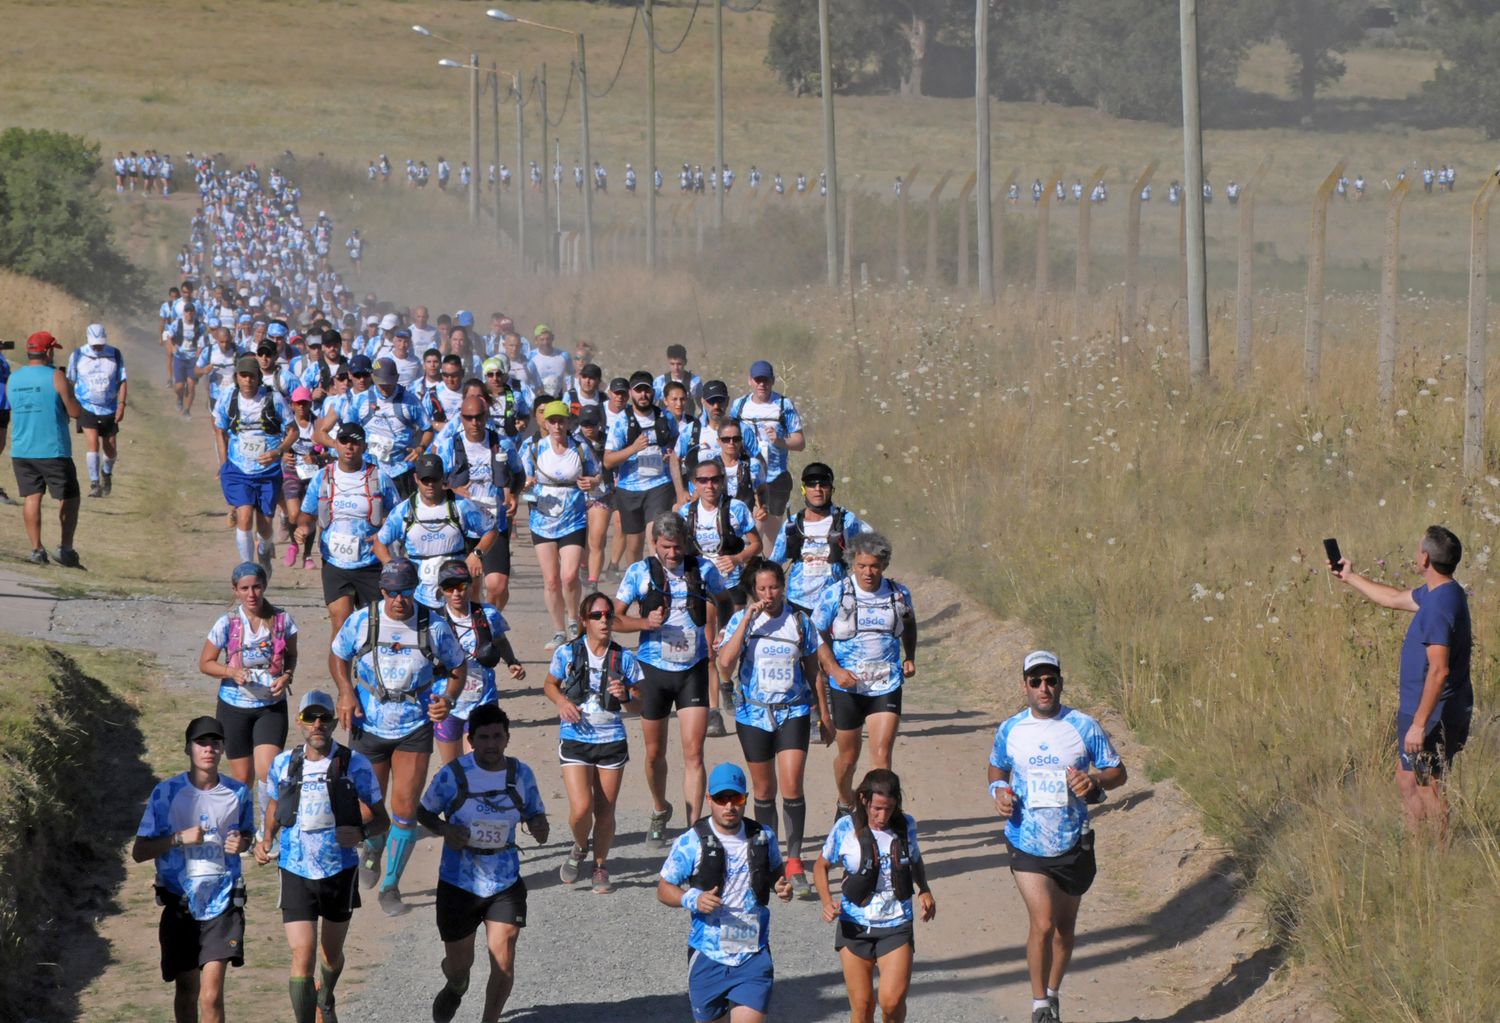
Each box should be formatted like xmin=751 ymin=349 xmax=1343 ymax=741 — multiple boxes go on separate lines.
xmin=1322 ymin=537 xmax=1342 ymax=570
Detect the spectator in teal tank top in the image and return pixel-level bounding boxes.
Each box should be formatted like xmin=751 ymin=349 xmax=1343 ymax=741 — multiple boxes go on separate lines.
xmin=6 ymin=331 xmax=83 ymax=566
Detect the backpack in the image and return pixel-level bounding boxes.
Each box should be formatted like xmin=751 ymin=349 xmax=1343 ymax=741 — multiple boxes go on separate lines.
xmin=172 ymin=320 xmax=206 ymax=351
xmin=450 ymin=428 xmax=512 ymax=494
xmin=449 ymin=603 xmax=502 ymax=668
xmin=316 ymin=464 xmax=387 ymax=529
xmin=840 ymin=819 xmax=915 ymax=906
xmin=689 ymin=818 xmax=773 ymax=907
xmin=226 ymin=609 xmax=289 ymax=676
xmin=781 ymin=508 xmax=847 ymax=565
xmin=736 ymin=610 xmax=812 ymax=707
xmin=443 ymin=756 xmax=525 ymax=852
xmin=493 ymin=389 xmax=521 ymax=438
xmin=639 ymin=555 xmax=707 ymax=627
xmin=227 ymin=388 xmax=284 ymax=437
xmin=529 ymin=436 xmax=588 ymax=487
xmin=427 ymin=386 xmax=448 ymax=424
xmin=729 ymin=393 xmax=790 ymax=440
xmin=560 ymin=637 xmax=627 ymax=708
xmin=829 ymin=577 xmax=911 ymax=642
xmin=723 ymin=457 xmax=759 ymax=511
xmin=273 ymin=745 xmax=362 ymax=830
xmin=623 ymin=408 xmax=674 ymax=450
xmin=686 ymin=499 xmax=745 ymax=557
xmin=401 ymin=495 xmax=465 ymax=547
xmin=352 ymin=606 xmax=437 ymax=703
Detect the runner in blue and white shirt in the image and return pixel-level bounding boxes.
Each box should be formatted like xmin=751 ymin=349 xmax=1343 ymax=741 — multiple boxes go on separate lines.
xmin=988 ymin=649 xmax=1125 ymax=1023
xmin=67 ymin=323 xmax=128 ymax=495
xmin=434 ymin=559 xmax=526 ymax=765
xmin=416 ymin=703 xmax=548 ymax=1023
xmin=770 ymin=462 xmax=867 ymax=614
xmin=605 ymin=371 xmax=682 ymax=567
xmin=374 ymin=454 xmax=496 ymax=611
xmin=195 ymin=327 xmax=240 ymax=412
xmin=654 ymin=343 xmax=703 ymax=417
xmin=213 ymin=356 xmax=295 ymax=567
xmin=523 ymin=325 xmax=573 ymax=397
xmin=729 ymin=360 xmax=806 ymax=546
xmin=522 ymin=402 xmax=604 ymax=648
xmin=334 ymin=357 xmax=432 ymax=495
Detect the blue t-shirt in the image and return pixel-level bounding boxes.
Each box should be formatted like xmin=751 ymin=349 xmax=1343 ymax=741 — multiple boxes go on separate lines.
xmin=720 ymin=606 xmax=821 ymax=732
xmin=331 ymin=606 xmax=467 ymax=740
xmin=820 ymin=814 xmax=923 ymax=930
xmin=136 ymin=773 xmax=254 ymax=920
xmin=445 ymin=602 xmax=510 ymax=719
xmin=605 ymin=407 xmax=679 ymax=492
xmin=212 ymin=386 xmax=291 ymax=477
xmin=616 ymin=557 xmax=728 ymax=669
xmin=988 ymin=706 xmax=1121 ymax=858
xmin=205 ymin=608 xmax=299 ymax=709
xmin=377 ymin=495 xmax=492 ymax=608
xmin=66 ymin=346 xmax=128 ymax=416
xmin=267 ymin=745 xmax=382 ymax=879
xmin=770 ymin=509 xmax=868 ymax=611
xmin=434 ymin=428 xmax=522 ymax=533
xmin=1399 ymin=581 xmax=1473 ymax=719
xmin=812 ymin=577 xmax=913 ymax=696
xmin=299 ymin=464 xmax=402 ymax=569
xmin=679 ymin=498 xmax=757 ymax=587
xmin=338 ymin=385 xmax=432 ymax=478
xmin=728 ymin=391 xmax=803 ymax=482
xmin=660 ymin=822 xmax=785 ymax=966
xmin=547 ymin=640 xmax=644 ymax=744
xmin=522 ymin=436 xmax=600 ymax=540
xmin=420 ymin=755 xmax=546 ymax=896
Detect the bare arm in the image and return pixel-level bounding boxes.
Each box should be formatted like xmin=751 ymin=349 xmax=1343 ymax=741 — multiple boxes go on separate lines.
xmin=52 ymin=368 xmax=83 ymax=418
xmin=1332 ymin=560 xmax=1418 ymax=612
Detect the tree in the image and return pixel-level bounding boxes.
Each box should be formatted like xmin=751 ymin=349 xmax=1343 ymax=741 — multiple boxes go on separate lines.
xmin=1265 ymin=0 xmax=1372 ymax=116
xmin=1426 ymin=5 xmax=1500 ymax=137
xmin=0 ymin=129 xmax=144 ymax=311
xmin=765 ymin=0 xmax=968 ymax=97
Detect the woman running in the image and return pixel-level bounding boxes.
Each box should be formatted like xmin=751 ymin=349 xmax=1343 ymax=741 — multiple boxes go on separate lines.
xmin=715 ymin=560 xmax=829 ymax=896
xmin=814 ymin=768 xmax=936 ymax=1023
xmin=198 ymin=562 xmax=299 ymax=843
xmin=576 ymin=406 xmax=614 ymax=589
xmin=434 ymin=559 xmax=526 ymax=765
xmin=521 ymin=400 xmax=602 ymax=650
xmin=281 ymin=386 xmax=321 ymax=570
xmin=542 ymin=591 xmax=644 ymax=894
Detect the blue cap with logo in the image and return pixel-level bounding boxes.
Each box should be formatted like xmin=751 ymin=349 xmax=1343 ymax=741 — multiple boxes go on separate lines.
xmin=707 ymin=762 xmax=748 ymax=796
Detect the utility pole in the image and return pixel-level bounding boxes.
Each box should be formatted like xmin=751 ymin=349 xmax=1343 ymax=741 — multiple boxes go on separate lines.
xmin=1180 ymin=0 xmax=1209 ymax=383
xmin=556 ymin=138 xmax=564 ymax=239
xmin=491 ymin=64 xmax=502 ymax=244
xmin=975 ymin=0 xmax=993 ymax=303
xmin=577 ymin=37 xmax=595 ymax=271
xmin=539 ymin=63 xmax=553 ymax=273
xmin=817 ymin=0 xmax=839 ymax=288
xmin=646 ymin=0 xmax=657 ymax=268
xmin=714 ymin=0 xmax=726 ymax=233
xmin=514 ymin=73 xmax=526 ymax=266
xmin=469 ymin=52 xmax=481 ymax=224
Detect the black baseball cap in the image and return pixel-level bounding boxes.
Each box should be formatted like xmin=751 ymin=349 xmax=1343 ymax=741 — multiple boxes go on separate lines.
xmin=801 ymin=462 xmax=835 ymax=485
xmin=579 ymin=405 xmax=603 ymax=427
xmin=608 ymin=376 xmax=630 ymax=394
xmin=628 ymin=370 xmax=654 ymax=391
xmin=185 ymin=716 xmax=225 ymax=744
xmin=579 ymin=363 xmax=602 ymax=381
xmin=413 ymin=453 xmax=447 ymax=481
xmin=702 ymin=379 xmax=729 ymax=402
xmin=437 ymin=559 xmax=472 ymax=588
xmin=334 ymin=421 xmax=366 ymax=443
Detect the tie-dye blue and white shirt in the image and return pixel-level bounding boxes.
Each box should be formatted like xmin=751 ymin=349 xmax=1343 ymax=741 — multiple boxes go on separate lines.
xmin=522 ymin=436 xmax=600 ymax=540
xmin=331 ymin=606 xmax=466 ymax=740
xmin=205 ymin=607 xmax=299 ymax=710
xmin=988 ymin=706 xmax=1121 ymax=858
xmin=720 ymin=606 xmax=821 ymax=732
xmin=337 ymin=385 xmax=431 ymax=479
xmin=444 ymin=602 xmax=510 ymax=720
xmin=213 ymin=386 xmax=291 ymax=477
xmin=420 ymin=754 xmax=545 ymax=896
xmin=434 ymin=428 xmax=523 ymax=534
xmin=377 ymin=495 xmax=492 ymax=609
xmin=605 ymin=408 xmax=679 ymax=492
xmin=679 ymin=498 xmax=757 ymax=588
xmin=616 ymin=557 xmax=728 ymax=670
xmin=660 ymin=823 xmax=785 ymax=966
xmin=197 ymin=343 xmax=241 ymax=405
xmin=136 ymin=773 xmax=254 ymax=920
xmin=820 ymin=814 xmax=923 ymax=930
xmin=728 ymin=391 xmax=803 ymax=482
xmin=66 ymin=345 xmax=127 ymax=416
xmin=547 ymin=640 xmax=644 ymax=745
xmin=299 ymin=464 xmax=401 ymax=570
xmin=267 ymin=744 xmax=382 ymax=879
xmin=770 ymin=508 xmax=868 ymax=611
xmin=812 ymin=577 xmax=913 ymax=696
xmin=524 ymin=349 xmax=575 ymax=398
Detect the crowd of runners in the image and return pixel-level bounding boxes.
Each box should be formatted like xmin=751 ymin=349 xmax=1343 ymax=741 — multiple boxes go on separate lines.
xmin=1 ymin=155 xmax=1131 ymax=1023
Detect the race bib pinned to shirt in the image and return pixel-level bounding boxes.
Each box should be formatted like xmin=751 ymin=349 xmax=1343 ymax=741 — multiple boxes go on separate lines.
xmin=718 ymin=908 xmax=762 ymax=954
xmin=324 ymin=530 xmax=361 ymax=563
xmin=1026 ymin=768 xmax=1070 ymax=809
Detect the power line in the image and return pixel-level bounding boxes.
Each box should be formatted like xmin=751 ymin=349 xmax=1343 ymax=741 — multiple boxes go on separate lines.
xmin=722 ymin=0 xmax=762 ymax=12
xmin=547 ymin=62 xmax=576 ymax=128
xmin=588 ymin=5 xmax=639 ymax=99
xmin=644 ymin=0 xmax=702 ymax=54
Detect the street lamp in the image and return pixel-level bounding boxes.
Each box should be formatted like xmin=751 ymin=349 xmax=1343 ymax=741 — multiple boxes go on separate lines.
xmin=438 ymin=59 xmax=528 ymax=267
xmin=487 ymin=8 xmax=594 ymax=272
xmin=415 ymin=26 xmax=481 ymax=225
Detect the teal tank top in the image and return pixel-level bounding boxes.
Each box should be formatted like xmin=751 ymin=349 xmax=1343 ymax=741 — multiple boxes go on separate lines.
xmin=7 ymin=363 xmax=71 ymax=459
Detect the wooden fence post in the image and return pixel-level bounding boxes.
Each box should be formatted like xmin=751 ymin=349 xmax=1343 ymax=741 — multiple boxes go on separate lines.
xmin=1464 ymin=173 xmax=1498 ymax=477
xmin=896 ymin=164 xmax=921 ymax=285
xmin=1075 ymin=163 xmax=1107 ymax=329
xmin=956 ymin=171 xmax=977 ymax=292
xmin=1036 ymin=169 xmax=1060 ymax=295
xmin=1377 ymin=177 xmax=1411 ymax=413
xmin=925 ymin=171 xmax=953 ymax=289
xmin=843 ymin=176 xmax=857 ymax=286
xmin=1235 ymin=158 xmax=1272 ymax=385
xmin=1304 ymin=159 xmax=1346 ymax=393
xmin=1124 ymin=162 xmax=1157 ymax=336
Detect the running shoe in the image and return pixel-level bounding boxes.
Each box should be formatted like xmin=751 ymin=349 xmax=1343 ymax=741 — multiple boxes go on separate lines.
xmin=101 ymin=473 xmax=112 ymax=497
xmin=591 ymin=866 xmax=614 ymax=894
xmin=88 ymin=480 xmax=103 ymax=498
xmin=1051 ymin=995 xmax=1062 ymax=1022
xmin=316 ymin=1003 xmax=338 ymax=1023
xmin=705 ymin=709 xmax=727 ymax=738
xmin=358 ymin=841 xmax=383 ymax=889
xmin=53 ymin=547 xmax=81 ymax=569
xmin=377 ymin=886 xmax=410 ymax=917
xmin=565 ymin=618 xmax=581 ymax=641
xmin=544 ymin=630 xmax=566 ymax=652
xmin=27 ymin=547 xmax=48 ymax=565
xmin=284 ymin=544 xmax=299 ymax=568
xmin=182 ymin=410 xmax=192 ymax=421
xmin=560 ymin=844 xmax=587 ymax=884
xmin=257 ymin=541 xmax=274 ymax=576
xmin=303 ymin=557 xmax=316 ymax=570
xmin=647 ymin=803 xmax=674 ymax=848
xmin=784 ymin=858 xmax=811 ymax=898
xmin=431 ymin=984 xmax=463 ymax=1023
xmin=1031 ymin=1006 xmax=1061 ymax=1023
xmin=0 ymin=487 xmax=17 ymax=506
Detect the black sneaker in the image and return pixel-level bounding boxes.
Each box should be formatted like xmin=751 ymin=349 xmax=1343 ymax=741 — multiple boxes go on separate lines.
xmin=53 ymin=547 xmax=81 ymax=569
xmin=1031 ymin=1005 xmax=1061 ymax=1023
xmin=102 ymin=473 xmax=113 ymax=496
xmin=88 ymin=480 xmax=103 ymax=498
xmin=647 ymin=803 xmax=674 ymax=848
xmin=27 ymin=547 xmax=49 ymax=566
xmin=358 ymin=841 xmax=383 ymax=889
xmin=705 ymin=710 xmax=727 ymax=738
xmin=0 ymin=487 xmax=17 ymax=507
xmin=431 ymin=984 xmax=463 ymax=1023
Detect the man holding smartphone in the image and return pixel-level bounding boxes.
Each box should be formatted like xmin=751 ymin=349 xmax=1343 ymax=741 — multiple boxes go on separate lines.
xmin=1331 ymin=526 xmax=1473 ymax=830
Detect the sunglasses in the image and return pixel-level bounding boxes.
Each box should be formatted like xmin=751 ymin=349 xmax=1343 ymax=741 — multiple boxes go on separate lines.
xmin=694 ymin=476 xmax=722 ymax=485
xmin=485 ymin=370 xmax=505 ymax=378
xmin=335 ymin=373 xmax=350 ymax=381
xmin=384 ymin=587 xmax=417 ymax=598
xmin=1026 ymin=675 xmax=1062 ymax=689
xmin=441 ymin=371 xmax=462 ymax=379
xmin=586 ymin=609 xmax=616 ymax=621
xmin=710 ymin=791 xmax=746 ymax=807
xmin=804 ymin=480 xmax=832 ymax=489
xmin=439 ymin=580 xmax=469 ymax=592
xmin=461 ymin=413 xmax=486 ymax=422
xmin=705 ymin=396 xmax=727 ymax=405
xmin=299 ymin=711 xmax=334 ymax=725
xmin=353 ymin=371 xmax=372 ymax=379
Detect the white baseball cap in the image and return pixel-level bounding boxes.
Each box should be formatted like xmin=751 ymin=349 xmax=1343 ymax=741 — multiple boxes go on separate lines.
xmin=86 ymin=323 xmax=108 ymax=345
xmin=379 ymin=313 xmax=400 ymax=331
xmin=1022 ymin=650 xmax=1061 ymax=673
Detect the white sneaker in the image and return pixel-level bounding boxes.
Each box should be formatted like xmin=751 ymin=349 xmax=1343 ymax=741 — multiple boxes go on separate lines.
xmin=544 ymin=631 xmax=566 ymax=652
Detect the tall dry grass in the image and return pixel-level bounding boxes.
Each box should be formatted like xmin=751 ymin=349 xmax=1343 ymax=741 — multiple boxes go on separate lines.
xmin=0 ymin=268 xmax=92 ymax=343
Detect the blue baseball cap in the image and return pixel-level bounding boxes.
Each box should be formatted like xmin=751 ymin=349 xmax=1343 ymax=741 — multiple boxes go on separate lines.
xmin=237 ymin=313 xmax=252 ymax=324
xmin=749 ymin=360 xmax=774 ymax=381
xmin=707 ymin=763 xmax=748 ymax=797
xmin=455 ymin=310 xmax=475 ymax=328
xmin=266 ymin=321 xmax=289 ymax=339
xmin=347 ymin=354 xmax=373 ymax=375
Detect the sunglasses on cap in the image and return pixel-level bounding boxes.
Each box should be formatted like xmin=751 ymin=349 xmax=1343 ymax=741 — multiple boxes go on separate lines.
xmin=1026 ymin=674 xmax=1062 ymax=689
xmin=337 ymin=434 xmax=366 ymax=445
xmin=710 ymin=791 xmax=746 ymax=807
xmin=299 ymin=709 xmax=334 ymax=725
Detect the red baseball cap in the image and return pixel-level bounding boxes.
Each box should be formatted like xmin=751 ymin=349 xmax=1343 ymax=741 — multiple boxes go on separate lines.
xmin=26 ymin=331 xmax=60 ymax=354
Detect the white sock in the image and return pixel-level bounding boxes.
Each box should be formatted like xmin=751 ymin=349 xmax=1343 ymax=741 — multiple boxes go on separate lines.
xmin=86 ymin=452 xmax=100 ymax=481
xmin=1033 ymin=998 xmax=1052 ymax=1011
xmin=235 ymin=529 xmax=255 ymax=562
xmin=102 ymin=457 xmax=115 ymax=476
xmin=1047 ymin=988 xmax=1059 ymax=1000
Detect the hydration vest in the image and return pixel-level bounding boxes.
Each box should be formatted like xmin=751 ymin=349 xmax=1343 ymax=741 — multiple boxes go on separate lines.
xmin=737 ymin=610 xmax=813 ymax=707
xmin=828 ymin=577 xmax=911 ymax=642
xmin=448 ymin=603 xmax=502 ymax=668
xmin=316 ymin=464 xmax=387 ymax=529
xmin=781 ymin=508 xmax=847 ymax=565
xmin=227 ymin=388 xmax=284 ymax=436
xmin=639 ymin=555 xmax=707 ymax=627
xmin=443 ymin=756 xmax=525 ymax=852
xmin=840 ymin=821 xmax=915 ymax=906
xmin=624 ymin=408 xmax=673 ymax=450
xmin=560 ymin=638 xmax=627 ymax=709
xmin=273 ymin=745 xmax=362 ymax=830
xmin=450 ymin=428 xmax=512 ymax=493
xmin=689 ymin=819 xmax=773 ymax=907
xmin=352 ymin=606 xmax=437 ymax=703
xmin=226 ymin=609 xmax=289 ymax=677
xmin=686 ymin=499 xmax=745 ymax=557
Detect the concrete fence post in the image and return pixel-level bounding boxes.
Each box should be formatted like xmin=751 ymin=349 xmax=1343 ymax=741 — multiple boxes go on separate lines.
xmin=926 ymin=171 xmax=953 ymax=289
xmin=957 ymin=171 xmax=977 ymax=292
xmin=1304 ymin=159 xmax=1346 ymax=393
xmin=1036 ymin=169 xmax=1060 ymax=295
xmin=1075 ymin=163 xmax=1107 ymax=330
xmin=1124 ymin=162 xmax=1157 ymax=336
xmin=1464 ymin=173 xmax=1498 ymax=477
xmin=896 ymin=164 xmax=921 ymax=285
xmin=1235 ymin=158 xmax=1272 ymax=385
xmin=996 ymin=169 xmax=1015 ymax=297
xmin=1377 ymin=177 xmax=1411 ymax=413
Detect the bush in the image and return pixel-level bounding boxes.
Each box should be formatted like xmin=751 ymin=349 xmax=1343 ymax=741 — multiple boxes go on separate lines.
xmin=0 ymin=128 xmax=145 ymax=311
